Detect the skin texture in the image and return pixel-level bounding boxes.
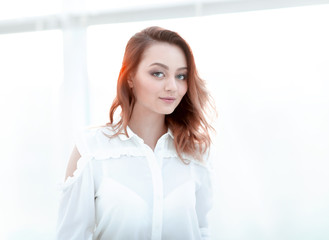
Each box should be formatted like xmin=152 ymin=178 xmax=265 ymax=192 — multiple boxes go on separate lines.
xmin=65 ymin=42 xmax=188 ymax=180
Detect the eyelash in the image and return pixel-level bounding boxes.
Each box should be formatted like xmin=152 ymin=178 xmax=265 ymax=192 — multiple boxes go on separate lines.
xmin=152 ymin=72 xmax=164 ymax=78
xmin=176 ymin=74 xmax=187 ymax=80
xmin=151 ymin=72 xmax=187 ymax=80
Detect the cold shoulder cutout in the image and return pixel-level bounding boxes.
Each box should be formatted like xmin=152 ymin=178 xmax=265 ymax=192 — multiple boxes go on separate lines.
xmin=59 ymin=128 xmax=98 ymax=191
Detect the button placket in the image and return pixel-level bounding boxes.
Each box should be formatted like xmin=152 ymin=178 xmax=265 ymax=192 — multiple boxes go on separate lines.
xmin=144 ymin=146 xmax=164 ymax=240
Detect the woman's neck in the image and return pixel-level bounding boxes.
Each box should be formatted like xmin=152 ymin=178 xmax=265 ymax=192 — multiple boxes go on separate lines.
xmin=128 ymin=109 xmax=167 ymax=151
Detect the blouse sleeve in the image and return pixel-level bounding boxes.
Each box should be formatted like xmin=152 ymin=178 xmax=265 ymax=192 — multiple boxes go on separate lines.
xmin=56 ymin=130 xmax=96 ymax=240
xmin=195 ymin=154 xmax=214 ymax=240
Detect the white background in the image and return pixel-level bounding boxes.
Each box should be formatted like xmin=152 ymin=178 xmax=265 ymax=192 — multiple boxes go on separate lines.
xmin=0 ymin=2 xmax=329 ymax=240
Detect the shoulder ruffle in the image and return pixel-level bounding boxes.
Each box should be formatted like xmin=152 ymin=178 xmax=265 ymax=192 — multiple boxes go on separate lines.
xmin=181 ymin=148 xmax=213 ymax=169
xmin=159 ymin=136 xmax=213 ymax=168
xmin=77 ymin=126 xmax=146 ymax=160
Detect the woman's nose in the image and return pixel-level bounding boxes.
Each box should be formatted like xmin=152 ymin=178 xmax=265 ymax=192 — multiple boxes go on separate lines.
xmin=164 ymin=76 xmax=177 ymax=92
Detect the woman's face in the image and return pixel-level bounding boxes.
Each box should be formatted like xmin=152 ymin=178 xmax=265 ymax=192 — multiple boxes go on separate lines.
xmin=129 ymin=42 xmax=188 ymax=116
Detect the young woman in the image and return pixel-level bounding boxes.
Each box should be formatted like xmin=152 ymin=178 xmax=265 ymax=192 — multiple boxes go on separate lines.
xmin=57 ymin=26 xmax=215 ymax=240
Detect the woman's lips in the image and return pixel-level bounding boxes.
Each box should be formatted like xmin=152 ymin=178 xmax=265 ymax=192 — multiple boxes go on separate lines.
xmin=160 ymin=97 xmax=176 ymax=103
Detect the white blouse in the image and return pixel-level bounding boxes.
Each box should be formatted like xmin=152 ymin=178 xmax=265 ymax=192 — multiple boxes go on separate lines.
xmin=56 ymin=126 xmax=213 ymax=240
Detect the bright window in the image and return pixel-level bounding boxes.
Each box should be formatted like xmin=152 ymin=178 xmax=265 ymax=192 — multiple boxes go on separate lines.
xmin=0 ymin=1 xmax=61 ymax=20
xmin=0 ymin=30 xmax=63 ymax=239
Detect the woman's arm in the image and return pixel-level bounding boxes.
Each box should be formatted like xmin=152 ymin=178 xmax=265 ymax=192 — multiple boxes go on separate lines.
xmin=195 ymin=162 xmax=213 ymax=240
xmin=56 ymin=143 xmax=95 ymax=240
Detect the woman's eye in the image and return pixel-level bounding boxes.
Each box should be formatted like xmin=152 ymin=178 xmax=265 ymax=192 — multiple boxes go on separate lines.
xmin=152 ymin=72 xmax=165 ymax=78
xmin=176 ymin=74 xmax=187 ymax=80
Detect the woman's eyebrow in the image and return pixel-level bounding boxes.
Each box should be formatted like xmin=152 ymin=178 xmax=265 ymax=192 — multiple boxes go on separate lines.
xmin=149 ymin=62 xmax=187 ymax=70
xmin=149 ymin=62 xmax=169 ymax=70
xmin=178 ymin=67 xmax=188 ymax=70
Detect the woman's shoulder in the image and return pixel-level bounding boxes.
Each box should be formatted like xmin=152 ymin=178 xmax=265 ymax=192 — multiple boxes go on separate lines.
xmin=182 ymin=146 xmax=214 ymax=171
xmin=75 ymin=125 xmax=115 ymax=156
xmin=76 ymin=124 xmax=143 ymax=159
xmin=79 ymin=124 xmax=113 ymax=135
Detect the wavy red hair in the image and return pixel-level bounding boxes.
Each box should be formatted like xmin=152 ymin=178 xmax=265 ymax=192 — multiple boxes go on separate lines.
xmin=108 ymin=26 xmax=215 ymax=162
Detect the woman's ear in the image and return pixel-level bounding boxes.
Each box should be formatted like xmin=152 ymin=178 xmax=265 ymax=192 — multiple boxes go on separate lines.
xmin=127 ymin=78 xmax=133 ymax=88
xmin=127 ymin=73 xmax=134 ymax=88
